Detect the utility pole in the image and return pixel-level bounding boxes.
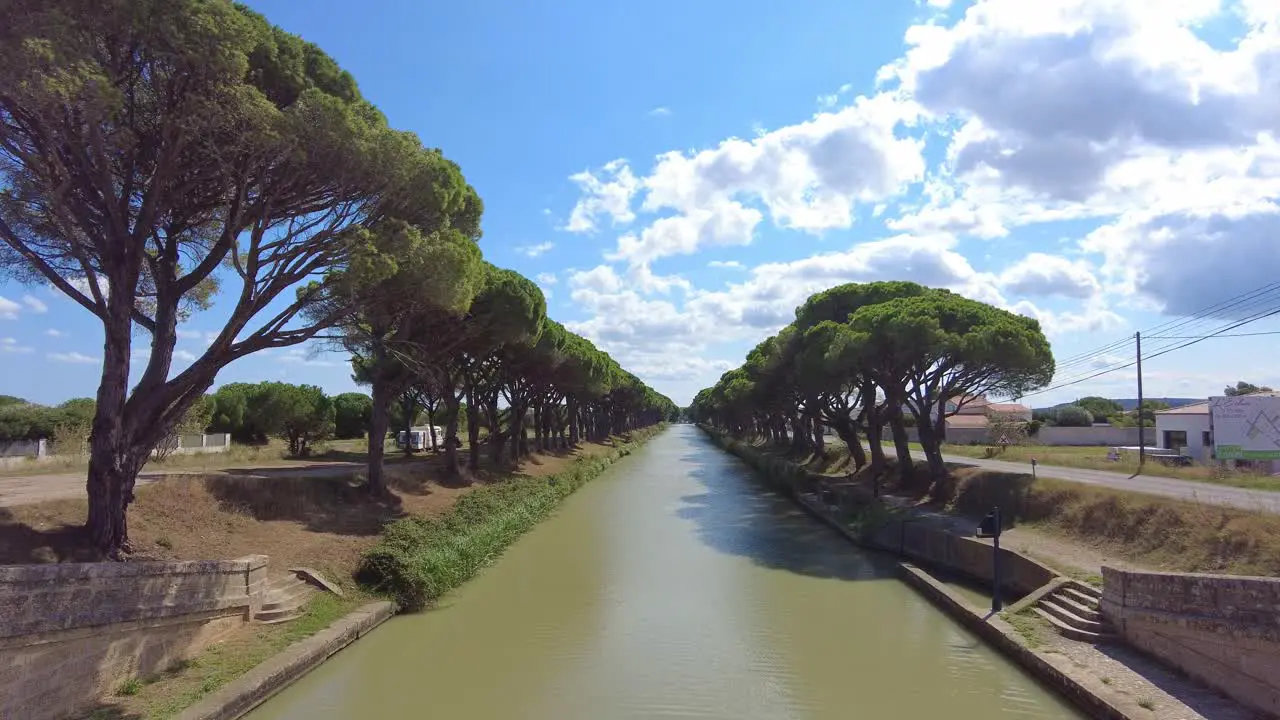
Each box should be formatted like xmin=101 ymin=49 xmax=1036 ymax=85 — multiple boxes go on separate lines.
xmin=1135 ymin=331 xmax=1145 ymax=474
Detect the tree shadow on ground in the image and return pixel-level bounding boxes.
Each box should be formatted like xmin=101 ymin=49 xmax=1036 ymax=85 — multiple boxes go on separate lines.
xmin=0 ymin=506 xmax=103 ymax=563
xmin=79 ymin=704 xmax=143 ymax=719
xmin=203 ymin=474 xmax=407 ymax=536
xmin=673 ymin=442 xmax=897 ymax=583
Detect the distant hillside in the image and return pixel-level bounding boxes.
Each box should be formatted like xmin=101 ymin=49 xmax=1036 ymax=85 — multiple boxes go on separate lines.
xmin=1034 ymin=397 xmax=1202 ymax=414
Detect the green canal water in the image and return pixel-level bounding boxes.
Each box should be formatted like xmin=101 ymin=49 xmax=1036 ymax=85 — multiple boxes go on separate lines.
xmin=249 ymin=425 xmax=1082 ymax=719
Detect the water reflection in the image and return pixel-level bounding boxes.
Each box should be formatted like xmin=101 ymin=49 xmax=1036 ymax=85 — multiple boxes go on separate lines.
xmin=250 ymin=426 xmax=1082 ymax=720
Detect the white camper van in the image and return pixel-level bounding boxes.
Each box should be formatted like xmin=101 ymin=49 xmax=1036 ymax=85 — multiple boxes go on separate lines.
xmin=396 ymin=426 xmax=445 ymax=451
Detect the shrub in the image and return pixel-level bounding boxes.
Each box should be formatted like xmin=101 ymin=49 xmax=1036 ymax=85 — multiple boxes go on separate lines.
xmin=1053 ymin=404 xmax=1094 ymax=427
xmin=360 ymin=426 xmax=659 ymax=610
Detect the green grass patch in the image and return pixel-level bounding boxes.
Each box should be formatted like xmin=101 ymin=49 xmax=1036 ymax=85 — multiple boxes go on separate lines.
xmin=709 ymin=425 xmax=1280 ymax=577
xmin=142 ymin=593 xmax=354 ymax=719
xmin=360 ymin=426 xmax=661 ymax=611
xmin=925 ymin=442 xmax=1280 ymax=492
xmin=1001 ymin=609 xmax=1050 ymax=650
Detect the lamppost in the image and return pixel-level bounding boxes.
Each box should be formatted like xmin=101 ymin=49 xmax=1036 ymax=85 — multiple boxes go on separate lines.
xmin=976 ymin=506 xmax=1003 ymax=613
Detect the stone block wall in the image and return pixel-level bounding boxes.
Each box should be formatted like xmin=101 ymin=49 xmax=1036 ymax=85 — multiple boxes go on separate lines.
xmin=0 ymin=555 xmax=268 ymax=720
xmin=869 ymin=520 xmax=1053 ymax=596
xmin=1101 ymin=567 xmax=1280 ymax=718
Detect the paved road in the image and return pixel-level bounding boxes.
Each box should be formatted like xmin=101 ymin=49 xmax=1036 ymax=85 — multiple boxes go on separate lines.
xmin=903 ymin=445 xmax=1280 ymax=514
xmin=0 ymin=460 xmax=405 ymax=508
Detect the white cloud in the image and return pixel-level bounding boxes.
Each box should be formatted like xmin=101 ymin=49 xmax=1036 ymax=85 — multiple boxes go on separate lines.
xmin=535 ymin=272 xmax=558 ymax=285
xmin=177 ymin=328 xmax=219 ymax=346
xmin=21 ymin=295 xmax=47 ymax=313
xmin=708 ymin=260 xmax=744 ymax=269
xmin=1083 ymin=207 xmax=1280 ymax=316
xmin=648 ymin=106 xmax=672 ymax=117
xmin=998 ymin=253 xmax=1101 ymax=299
xmin=884 ymin=0 xmax=1280 ymax=239
xmin=565 ymin=160 xmax=640 ymax=233
xmin=1 ymin=337 xmax=32 ymax=354
xmin=566 ymin=235 xmax=1117 ymax=396
xmin=567 ymin=265 xmax=625 ymax=295
xmin=49 ymin=351 xmax=99 ymax=364
xmin=608 ymin=202 xmax=764 ymax=265
xmin=517 ymin=242 xmax=555 ymax=258
xmin=552 ymin=0 xmax=1280 ymax=402
xmin=173 ymin=349 xmax=197 ymax=362
xmin=45 ymin=328 xmax=63 ymax=337
xmin=279 ymin=346 xmax=339 ymax=368
xmin=643 ymin=93 xmax=924 ymax=222
xmin=817 ymin=83 xmax=854 ymax=109
xmin=0 ymin=296 xmax=21 ymax=319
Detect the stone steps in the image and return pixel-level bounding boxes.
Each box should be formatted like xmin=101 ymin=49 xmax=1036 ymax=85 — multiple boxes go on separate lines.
xmin=254 ymin=573 xmax=319 ymax=625
xmin=1033 ymin=581 xmax=1116 ymax=643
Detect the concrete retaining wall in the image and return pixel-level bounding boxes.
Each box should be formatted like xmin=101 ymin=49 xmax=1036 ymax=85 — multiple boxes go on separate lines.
xmin=0 ymin=555 xmax=269 ymax=720
xmin=867 ymin=519 xmax=1054 ymax=597
xmin=1101 ymin=566 xmax=1280 ymax=719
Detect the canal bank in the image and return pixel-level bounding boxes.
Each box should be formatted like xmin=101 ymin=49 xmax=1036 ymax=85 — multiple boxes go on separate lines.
xmin=701 ymin=426 xmax=1264 ymax=720
xmin=176 ymin=427 xmax=663 ymax=720
xmin=245 ymin=425 xmax=1083 ymax=720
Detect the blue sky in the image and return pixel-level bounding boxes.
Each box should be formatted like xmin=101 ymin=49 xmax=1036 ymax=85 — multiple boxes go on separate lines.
xmin=3 ymin=0 xmax=1280 ymax=407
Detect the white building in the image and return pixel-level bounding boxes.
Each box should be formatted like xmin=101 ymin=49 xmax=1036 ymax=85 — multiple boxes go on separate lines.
xmin=1154 ymin=401 xmax=1213 ymax=461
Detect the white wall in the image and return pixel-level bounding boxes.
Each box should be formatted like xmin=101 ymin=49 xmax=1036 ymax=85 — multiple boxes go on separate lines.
xmin=0 ymin=439 xmax=46 ymax=458
xmin=1036 ymin=426 xmax=1153 ymax=447
xmin=1155 ymin=414 xmax=1212 ymax=461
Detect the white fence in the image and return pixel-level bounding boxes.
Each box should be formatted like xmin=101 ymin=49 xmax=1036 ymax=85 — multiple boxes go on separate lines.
xmin=152 ymin=432 xmax=232 ymax=457
xmin=902 ymin=426 xmax=1154 ymax=447
xmin=0 ymin=439 xmax=47 ymax=459
xmin=0 ymin=433 xmax=231 ymax=469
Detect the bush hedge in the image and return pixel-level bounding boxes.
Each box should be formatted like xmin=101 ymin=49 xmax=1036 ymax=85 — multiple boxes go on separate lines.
xmin=359 ymin=426 xmax=661 ymax=611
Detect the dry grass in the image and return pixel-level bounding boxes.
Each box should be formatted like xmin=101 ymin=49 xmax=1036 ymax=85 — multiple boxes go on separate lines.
xmin=3 ymin=436 xmax=626 ymax=720
xmin=0 ymin=439 xmax=616 ymax=568
xmin=929 ymin=466 xmax=1280 ymax=577
xmin=933 ymin=442 xmax=1280 ymax=491
xmin=741 ymin=435 xmax=1280 ymax=577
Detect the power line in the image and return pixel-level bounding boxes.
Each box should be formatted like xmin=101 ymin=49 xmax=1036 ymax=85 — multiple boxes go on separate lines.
xmin=1146 ymin=330 xmax=1280 ymax=339
xmin=1048 ymin=283 xmax=1280 ymax=378
xmin=1018 ymin=302 xmax=1280 ymax=401
xmin=1050 ymin=282 xmax=1280 ymax=368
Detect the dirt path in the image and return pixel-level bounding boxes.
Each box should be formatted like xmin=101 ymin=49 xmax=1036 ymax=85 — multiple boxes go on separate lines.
xmin=868 ymin=441 xmax=1280 ymax=513
xmin=0 ymin=459 xmax=425 ymax=507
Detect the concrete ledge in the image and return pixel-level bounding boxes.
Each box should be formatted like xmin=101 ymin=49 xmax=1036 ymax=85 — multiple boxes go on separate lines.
xmin=900 ymin=564 xmax=1134 ymax=720
xmin=175 ymin=600 xmax=396 ymax=720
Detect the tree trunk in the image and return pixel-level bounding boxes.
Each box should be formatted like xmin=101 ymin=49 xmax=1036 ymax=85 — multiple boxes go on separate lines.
xmin=888 ymin=410 xmax=913 ymax=488
xmin=85 ymin=293 xmax=137 ymax=557
xmin=366 ymin=380 xmax=392 ymax=494
xmin=400 ymin=394 xmax=415 ymax=458
xmin=508 ymin=405 xmax=524 ymax=462
xmin=832 ymin=420 xmax=866 ymax=470
xmin=810 ymin=413 xmax=825 ymax=457
xmin=443 ymin=393 xmax=462 ymax=477
xmin=863 ymin=413 xmax=884 ymax=476
xmin=568 ymin=398 xmax=580 ymax=445
xmin=466 ymin=387 xmax=482 ymax=471
xmin=917 ymin=415 xmax=948 ymax=480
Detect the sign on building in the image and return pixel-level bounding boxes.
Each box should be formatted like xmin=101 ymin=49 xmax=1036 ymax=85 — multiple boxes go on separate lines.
xmin=1209 ymin=395 xmax=1280 ymax=460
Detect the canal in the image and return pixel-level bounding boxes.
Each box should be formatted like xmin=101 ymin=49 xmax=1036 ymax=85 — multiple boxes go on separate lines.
xmin=250 ymin=425 xmax=1082 ymax=719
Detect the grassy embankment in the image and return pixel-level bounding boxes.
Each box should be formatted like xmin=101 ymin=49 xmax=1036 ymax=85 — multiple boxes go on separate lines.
xmin=359 ymin=425 xmax=663 ymax=610
xmin=922 ymin=441 xmax=1280 ymax=492
xmin=708 ymin=429 xmax=1280 ymax=578
xmin=2 ymin=428 xmax=658 ymax=720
